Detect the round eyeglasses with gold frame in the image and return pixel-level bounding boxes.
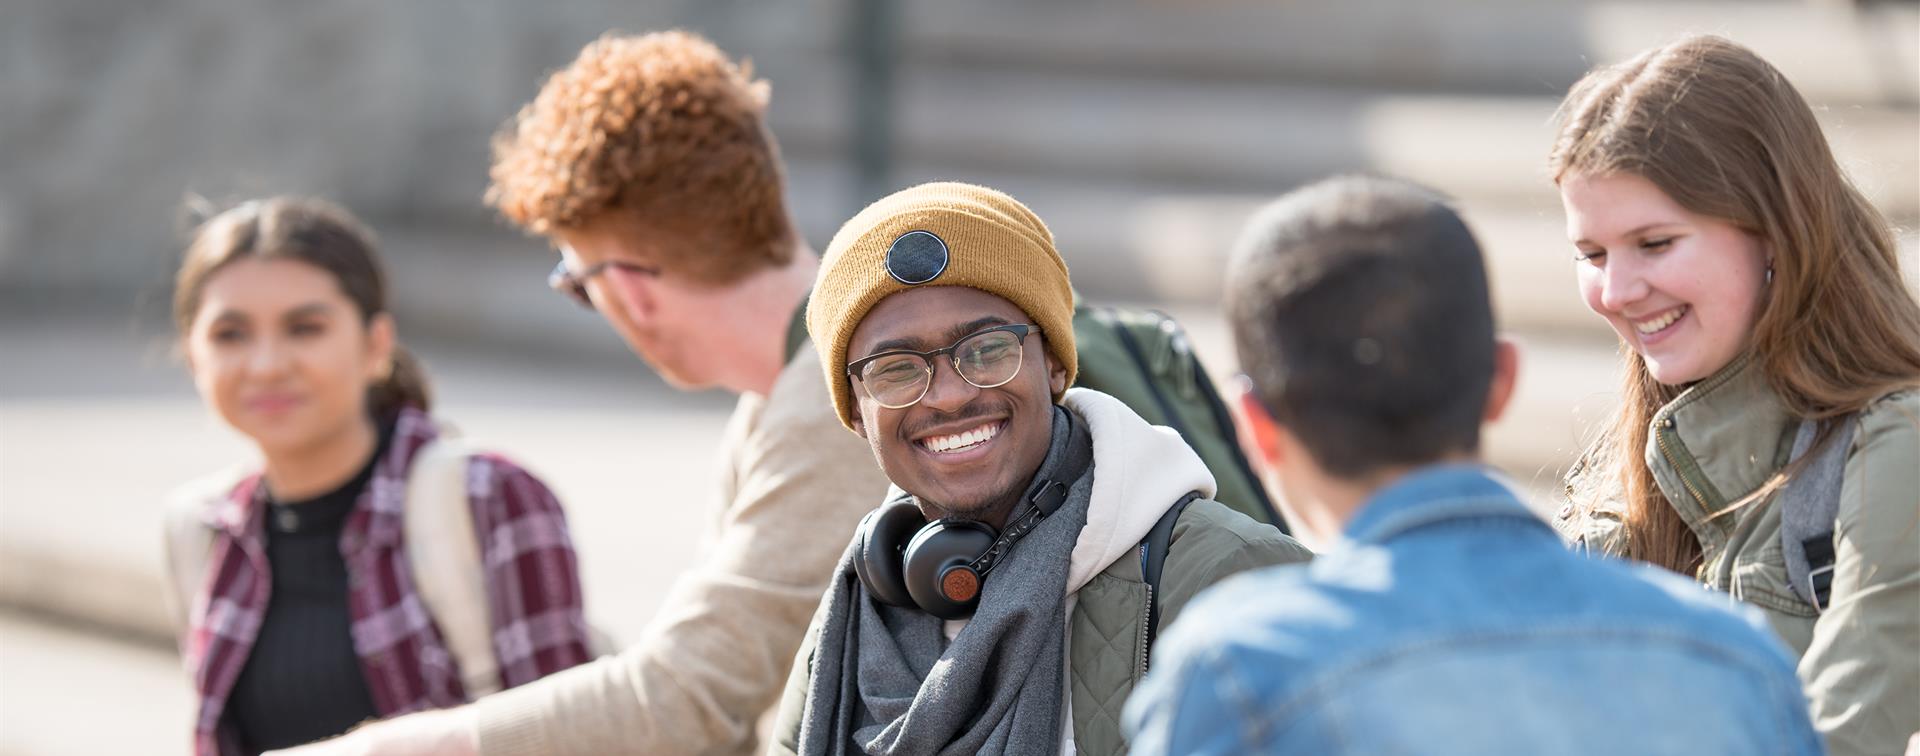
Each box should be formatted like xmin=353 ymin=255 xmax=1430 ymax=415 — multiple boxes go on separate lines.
xmin=846 ymin=324 xmax=1043 ymax=409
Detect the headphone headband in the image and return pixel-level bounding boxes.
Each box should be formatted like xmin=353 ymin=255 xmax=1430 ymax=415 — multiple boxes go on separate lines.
xmin=964 ymin=479 xmax=1070 ymax=578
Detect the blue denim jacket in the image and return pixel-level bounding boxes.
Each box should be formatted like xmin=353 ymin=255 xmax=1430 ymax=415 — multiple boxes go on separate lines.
xmin=1123 ymin=464 xmax=1822 ymax=755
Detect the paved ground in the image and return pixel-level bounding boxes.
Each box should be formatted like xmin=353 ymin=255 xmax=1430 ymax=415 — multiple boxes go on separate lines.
xmin=0 ymin=609 xmax=195 ymax=756
xmin=0 ymin=298 xmax=1618 ymax=753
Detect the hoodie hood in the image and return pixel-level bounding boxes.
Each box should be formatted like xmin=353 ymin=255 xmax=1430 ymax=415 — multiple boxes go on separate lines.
xmin=1060 ymin=388 xmax=1216 ymax=594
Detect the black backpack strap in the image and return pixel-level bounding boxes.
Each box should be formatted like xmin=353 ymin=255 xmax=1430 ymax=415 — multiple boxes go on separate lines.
xmin=1140 ymin=491 xmax=1202 ymax=669
xmin=1779 ymin=416 xmax=1855 ymax=613
xmin=782 ymin=291 xmax=812 ymax=365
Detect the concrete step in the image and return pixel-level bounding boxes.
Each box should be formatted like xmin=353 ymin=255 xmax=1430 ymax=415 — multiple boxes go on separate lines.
xmin=760 ymin=61 xmax=1918 ymax=215
xmin=890 ymin=0 xmax=1920 ymax=106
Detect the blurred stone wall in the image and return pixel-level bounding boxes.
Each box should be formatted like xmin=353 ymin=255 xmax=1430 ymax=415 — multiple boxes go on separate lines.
xmin=0 ymin=0 xmax=845 ymax=293
xmin=2 ymin=0 xmax=1912 ymax=337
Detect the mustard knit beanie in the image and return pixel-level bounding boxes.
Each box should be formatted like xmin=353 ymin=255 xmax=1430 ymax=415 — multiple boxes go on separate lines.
xmin=810 ymin=182 xmax=1076 ymax=431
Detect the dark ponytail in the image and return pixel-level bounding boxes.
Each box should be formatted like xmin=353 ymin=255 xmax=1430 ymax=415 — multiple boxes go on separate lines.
xmin=370 ymin=345 xmax=434 ymax=419
xmin=176 ymin=196 xmax=432 ymax=419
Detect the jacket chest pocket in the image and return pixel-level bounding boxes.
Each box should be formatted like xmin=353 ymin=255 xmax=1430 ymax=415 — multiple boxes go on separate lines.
xmin=1726 ymin=538 xmax=1819 ymax=620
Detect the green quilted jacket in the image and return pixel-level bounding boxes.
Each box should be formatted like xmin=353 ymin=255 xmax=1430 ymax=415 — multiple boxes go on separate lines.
xmin=768 ymin=497 xmax=1309 ymax=756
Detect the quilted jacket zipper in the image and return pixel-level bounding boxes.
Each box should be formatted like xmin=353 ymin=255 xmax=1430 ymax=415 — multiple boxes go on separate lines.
xmin=1136 ymin=581 xmax=1154 ymax=680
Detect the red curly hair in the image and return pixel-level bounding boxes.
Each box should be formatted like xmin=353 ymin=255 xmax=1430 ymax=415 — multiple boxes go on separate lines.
xmin=487 ymin=31 xmax=795 ymax=283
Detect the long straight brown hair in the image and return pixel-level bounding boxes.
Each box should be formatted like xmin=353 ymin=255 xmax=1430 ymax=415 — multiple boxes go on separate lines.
xmin=1549 ymin=34 xmax=1920 ymax=574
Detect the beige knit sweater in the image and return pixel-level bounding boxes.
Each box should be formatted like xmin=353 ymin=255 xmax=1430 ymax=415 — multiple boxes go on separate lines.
xmin=472 ymin=345 xmax=890 ymax=755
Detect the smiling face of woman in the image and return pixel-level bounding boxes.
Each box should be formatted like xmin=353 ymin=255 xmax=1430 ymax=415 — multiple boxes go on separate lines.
xmin=1561 ymin=171 xmax=1770 ymax=386
xmin=184 ymin=257 xmax=392 ymax=457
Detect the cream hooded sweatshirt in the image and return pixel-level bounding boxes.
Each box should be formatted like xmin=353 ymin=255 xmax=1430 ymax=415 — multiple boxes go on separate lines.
xmin=933 ymin=388 xmax=1218 ymax=754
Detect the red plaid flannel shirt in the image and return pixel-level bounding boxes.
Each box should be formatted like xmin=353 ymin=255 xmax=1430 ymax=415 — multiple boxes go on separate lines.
xmin=181 ymin=409 xmax=592 ymax=755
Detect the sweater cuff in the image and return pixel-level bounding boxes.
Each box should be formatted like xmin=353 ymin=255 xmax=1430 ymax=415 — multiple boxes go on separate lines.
xmin=473 ymin=690 xmax=550 ymax=756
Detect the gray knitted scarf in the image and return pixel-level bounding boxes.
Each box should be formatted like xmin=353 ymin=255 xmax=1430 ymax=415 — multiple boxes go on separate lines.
xmin=798 ymin=406 xmax=1095 ymax=756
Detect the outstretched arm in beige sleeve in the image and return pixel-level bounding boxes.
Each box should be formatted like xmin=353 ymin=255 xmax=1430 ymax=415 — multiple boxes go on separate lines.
xmin=269 ymin=359 xmax=889 ymax=756
xmin=474 ymin=406 xmax=884 ymax=755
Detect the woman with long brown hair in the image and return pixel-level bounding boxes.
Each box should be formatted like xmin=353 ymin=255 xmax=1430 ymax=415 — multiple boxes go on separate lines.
xmin=1550 ymin=34 xmax=1919 ymax=755
xmin=161 ymin=197 xmax=594 ymax=755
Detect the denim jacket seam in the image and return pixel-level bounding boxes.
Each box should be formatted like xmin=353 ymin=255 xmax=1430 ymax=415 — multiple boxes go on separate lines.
xmin=1246 ymin=623 xmax=1784 ymax=730
xmin=1350 ymin=494 xmax=1542 ymax=545
xmin=1362 ymin=512 xmax=1556 ymax=553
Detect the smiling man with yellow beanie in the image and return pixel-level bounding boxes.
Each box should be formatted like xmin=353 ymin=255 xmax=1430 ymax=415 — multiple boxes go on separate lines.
xmin=769 ymin=182 xmax=1310 ymax=756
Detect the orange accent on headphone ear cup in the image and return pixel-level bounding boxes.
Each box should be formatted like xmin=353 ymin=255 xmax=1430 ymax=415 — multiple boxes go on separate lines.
xmin=939 ymin=566 xmax=980 ymax=602
xmin=854 ymin=499 xmax=926 ymax=610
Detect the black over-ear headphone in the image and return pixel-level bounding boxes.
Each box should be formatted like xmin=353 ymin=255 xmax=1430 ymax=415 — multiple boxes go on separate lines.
xmin=853 ymin=415 xmax=1093 ymax=620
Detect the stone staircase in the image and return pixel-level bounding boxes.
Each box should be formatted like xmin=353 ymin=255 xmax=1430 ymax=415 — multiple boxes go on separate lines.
xmin=4 ymin=0 xmax=1913 ymax=490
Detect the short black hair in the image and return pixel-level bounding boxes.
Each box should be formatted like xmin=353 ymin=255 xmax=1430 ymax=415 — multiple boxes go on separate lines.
xmin=1227 ymin=175 xmax=1495 ymax=478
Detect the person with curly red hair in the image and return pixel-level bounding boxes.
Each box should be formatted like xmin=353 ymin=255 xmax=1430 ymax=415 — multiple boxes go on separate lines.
xmin=271 ymin=30 xmax=889 ymax=756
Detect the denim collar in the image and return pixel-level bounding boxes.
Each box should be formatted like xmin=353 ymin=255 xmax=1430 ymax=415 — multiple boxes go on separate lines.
xmin=1342 ymin=463 xmax=1544 ymax=545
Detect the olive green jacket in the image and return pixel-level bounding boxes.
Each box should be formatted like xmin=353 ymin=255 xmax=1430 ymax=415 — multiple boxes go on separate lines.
xmin=1558 ymin=356 xmax=1919 ymax=756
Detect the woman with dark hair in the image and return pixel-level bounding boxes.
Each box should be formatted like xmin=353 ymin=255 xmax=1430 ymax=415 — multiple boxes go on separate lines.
xmin=1551 ymin=35 xmax=1919 ymax=755
xmin=162 ymin=197 xmax=594 ymax=755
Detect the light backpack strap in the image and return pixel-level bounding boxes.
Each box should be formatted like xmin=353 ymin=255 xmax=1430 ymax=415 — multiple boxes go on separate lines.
xmin=161 ymin=466 xmax=250 ymax=637
xmin=403 ymin=436 xmax=503 ymax=697
xmin=1777 ymin=416 xmax=1855 ymax=613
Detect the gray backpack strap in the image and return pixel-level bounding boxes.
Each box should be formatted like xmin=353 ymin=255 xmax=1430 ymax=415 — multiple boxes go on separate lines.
xmin=1139 ymin=491 xmax=1202 ymax=669
xmin=1778 ymin=416 xmax=1855 ymax=613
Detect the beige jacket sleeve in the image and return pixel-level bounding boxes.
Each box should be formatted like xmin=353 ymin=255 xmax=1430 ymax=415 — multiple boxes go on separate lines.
xmin=1798 ymin=391 xmax=1920 ymax=756
xmin=473 ymin=348 xmax=890 ymax=756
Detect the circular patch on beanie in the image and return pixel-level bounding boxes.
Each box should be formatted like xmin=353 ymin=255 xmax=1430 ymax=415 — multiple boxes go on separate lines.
xmin=884 ymin=230 xmax=949 ymax=285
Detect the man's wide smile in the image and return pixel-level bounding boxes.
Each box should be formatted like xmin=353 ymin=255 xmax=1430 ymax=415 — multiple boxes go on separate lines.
xmin=913 ymin=419 xmax=1008 ymax=464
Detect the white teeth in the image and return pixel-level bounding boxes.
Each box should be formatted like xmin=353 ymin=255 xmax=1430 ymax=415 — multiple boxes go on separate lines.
xmin=924 ymin=422 xmax=999 ymax=453
xmin=1636 ymin=307 xmax=1686 ymax=335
